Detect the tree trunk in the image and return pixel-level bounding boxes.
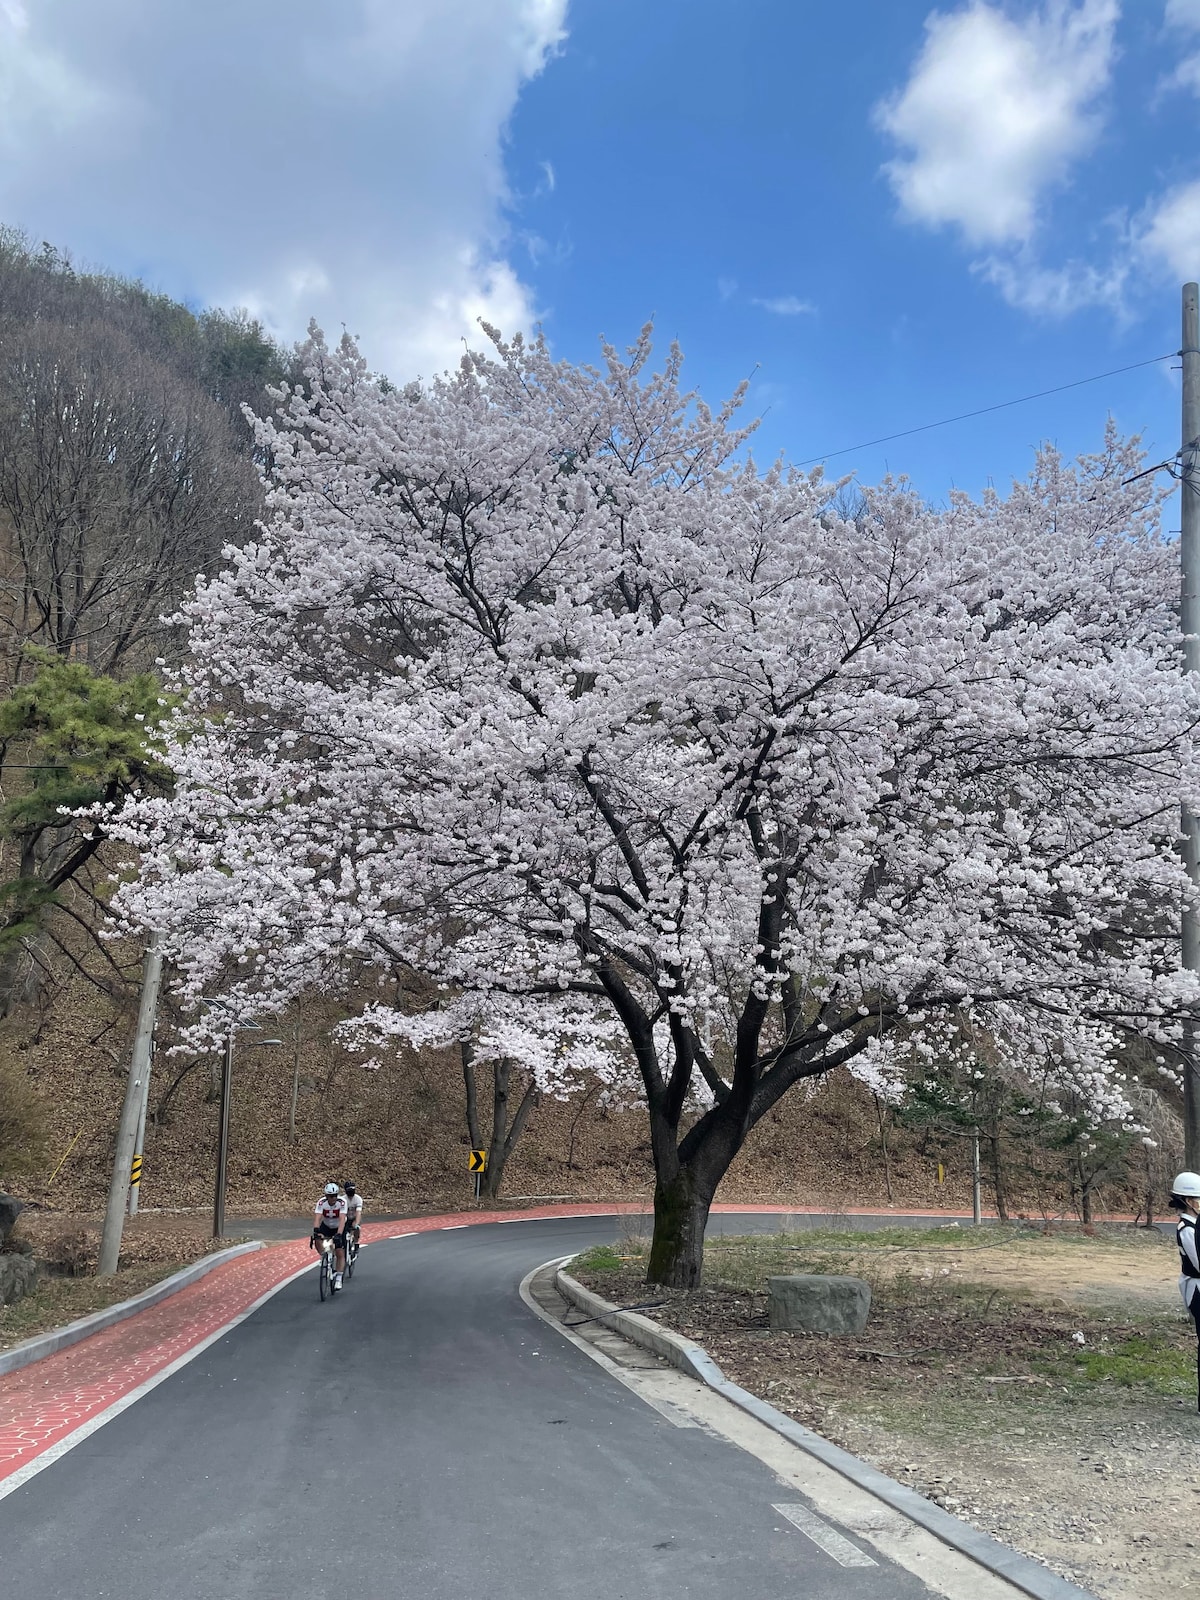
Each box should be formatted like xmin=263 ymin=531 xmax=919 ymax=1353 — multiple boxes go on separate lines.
xmin=1142 ymin=1144 xmax=1155 ymax=1228
xmin=873 ymin=1093 xmax=894 ymax=1204
xmin=1077 ymin=1155 xmax=1094 ymax=1225
xmin=462 ymin=1044 xmax=538 ymax=1202
xmin=482 ymin=1057 xmax=539 ymax=1200
xmin=153 ymin=1057 xmax=202 ymax=1126
xmin=566 ymin=1081 xmax=600 ymax=1171
xmin=462 ymin=1041 xmax=481 ymax=1148
xmin=646 ymin=1163 xmax=716 ymax=1289
xmin=289 ymin=1023 xmax=302 ymax=1142
xmin=990 ymin=1126 xmax=1010 ymax=1222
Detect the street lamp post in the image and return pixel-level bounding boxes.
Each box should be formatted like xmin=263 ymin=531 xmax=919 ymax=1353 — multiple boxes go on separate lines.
xmin=213 ymin=1024 xmax=236 ymax=1240
xmin=207 ymin=1002 xmax=282 ymax=1239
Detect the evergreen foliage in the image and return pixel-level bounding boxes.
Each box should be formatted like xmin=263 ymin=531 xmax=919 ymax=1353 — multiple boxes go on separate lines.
xmin=0 ymin=654 xmax=175 ymax=995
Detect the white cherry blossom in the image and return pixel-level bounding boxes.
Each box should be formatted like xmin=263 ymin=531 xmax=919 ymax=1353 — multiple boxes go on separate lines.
xmin=112 ymin=323 xmax=1200 ymax=1285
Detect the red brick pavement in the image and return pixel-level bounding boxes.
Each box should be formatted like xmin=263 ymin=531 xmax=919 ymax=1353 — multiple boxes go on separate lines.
xmin=0 ymin=1199 xmax=991 ymax=1494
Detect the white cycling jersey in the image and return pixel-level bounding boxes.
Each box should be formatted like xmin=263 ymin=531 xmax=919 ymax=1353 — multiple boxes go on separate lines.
xmin=1178 ymin=1210 xmax=1200 ymax=1312
xmin=345 ymin=1193 xmax=364 ymax=1224
xmin=314 ymin=1195 xmax=348 ymax=1230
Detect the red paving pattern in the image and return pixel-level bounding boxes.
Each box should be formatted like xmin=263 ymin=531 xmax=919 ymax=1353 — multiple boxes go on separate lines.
xmin=0 ymin=1199 xmax=990 ymax=1488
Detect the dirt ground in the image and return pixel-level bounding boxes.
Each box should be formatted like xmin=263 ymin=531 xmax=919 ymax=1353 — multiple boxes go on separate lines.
xmin=576 ymin=1226 xmax=1200 ymax=1600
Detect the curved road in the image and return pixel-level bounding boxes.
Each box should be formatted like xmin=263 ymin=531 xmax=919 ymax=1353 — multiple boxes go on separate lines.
xmin=2 ymin=1216 xmax=970 ymax=1599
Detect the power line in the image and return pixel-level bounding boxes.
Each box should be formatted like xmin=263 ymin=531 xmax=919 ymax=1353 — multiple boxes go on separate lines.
xmin=797 ymin=352 xmax=1178 ymax=468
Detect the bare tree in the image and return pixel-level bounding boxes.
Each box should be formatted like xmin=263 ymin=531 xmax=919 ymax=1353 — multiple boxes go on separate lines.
xmin=0 ymin=271 xmax=262 ymax=1014
xmin=0 ymin=317 xmax=259 ymax=685
xmin=462 ymin=1043 xmax=541 ymax=1201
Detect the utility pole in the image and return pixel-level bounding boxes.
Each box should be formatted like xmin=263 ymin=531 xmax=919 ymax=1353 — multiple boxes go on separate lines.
xmin=1182 ymin=283 xmax=1200 ymax=1171
xmin=98 ymin=933 xmax=164 ymax=1276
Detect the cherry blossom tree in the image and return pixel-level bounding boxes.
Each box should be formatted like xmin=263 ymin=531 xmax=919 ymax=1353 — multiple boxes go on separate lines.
xmin=112 ymin=324 xmax=1200 ymax=1286
xmin=341 ymin=993 xmax=632 ymax=1199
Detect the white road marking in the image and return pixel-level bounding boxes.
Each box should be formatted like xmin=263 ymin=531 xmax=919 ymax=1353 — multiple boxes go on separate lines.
xmin=495 ymin=1212 xmax=615 ymax=1221
xmin=773 ymin=1503 xmax=878 ymax=1568
xmin=441 ymin=1224 xmax=468 ymax=1230
xmin=386 ymin=1232 xmax=417 ymax=1239
xmin=0 ymin=1260 xmax=318 ymax=1503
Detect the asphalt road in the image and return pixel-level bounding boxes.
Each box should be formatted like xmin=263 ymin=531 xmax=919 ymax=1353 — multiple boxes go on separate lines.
xmin=1 ymin=1216 xmax=965 ymax=1599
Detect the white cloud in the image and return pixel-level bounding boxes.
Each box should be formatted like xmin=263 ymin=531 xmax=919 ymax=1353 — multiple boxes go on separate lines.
xmin=1140 ymin=180 xmax=1200 ymax=280
xmin=876 ymin=1 xmax=1118 ymax=247
xmin=0 ymin=2 xmax=128 ymax=154
xmin=975 ymin=251 xmax=1130 ymax=315
xmin=751 ymin=295 xmax=815 ymax=317
xmin=1168 ymin=55 xmax=1200 ymax=94
xmin=1163 ymin=0 xmax=1200 ymax=97
xmin=0 ymin=0 xmax=567 ymax=380
xmin=718 ymin=276 xmax=738 ymax=302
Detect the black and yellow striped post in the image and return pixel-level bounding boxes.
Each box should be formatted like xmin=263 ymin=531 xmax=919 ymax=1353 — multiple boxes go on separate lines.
xmin=129 ymin=1153 xmax=143 ymax=1193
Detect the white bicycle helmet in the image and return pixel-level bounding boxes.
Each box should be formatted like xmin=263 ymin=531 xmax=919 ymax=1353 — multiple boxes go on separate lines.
xmin=323 ymin=1181 xmax=340 ymax=1197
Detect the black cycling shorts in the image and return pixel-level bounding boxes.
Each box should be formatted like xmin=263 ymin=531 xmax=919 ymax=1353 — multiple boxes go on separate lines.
xmin=315 ymin=1221 xmax=343 ymax=1242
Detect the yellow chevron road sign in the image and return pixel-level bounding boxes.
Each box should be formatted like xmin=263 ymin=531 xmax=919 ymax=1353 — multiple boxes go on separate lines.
xmin=469 ymin=1150 xmax=487 ymax=1173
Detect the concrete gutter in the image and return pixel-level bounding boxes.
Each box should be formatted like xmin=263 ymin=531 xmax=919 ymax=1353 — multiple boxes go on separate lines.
xmin=0 ymin=1241 xmax=265 ymax=1379
xmin=555 ymin=1266 xmax=1099 ymax=1600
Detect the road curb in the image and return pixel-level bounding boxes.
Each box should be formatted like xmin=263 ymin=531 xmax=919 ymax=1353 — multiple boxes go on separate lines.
xmin=555 ymin=1266 xmax=1099 ymax=1600
xmin=0 ymin=1241 xmax=266 ymax=1379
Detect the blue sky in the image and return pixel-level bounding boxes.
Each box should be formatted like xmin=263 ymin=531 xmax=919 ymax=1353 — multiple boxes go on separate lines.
xmin=2 ymin=1 xmax=1198 ymax=504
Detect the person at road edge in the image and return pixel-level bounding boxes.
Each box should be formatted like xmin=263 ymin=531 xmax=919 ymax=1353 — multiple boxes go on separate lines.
xmin=1169 ymin=1169 xmax=1200 ymax=1411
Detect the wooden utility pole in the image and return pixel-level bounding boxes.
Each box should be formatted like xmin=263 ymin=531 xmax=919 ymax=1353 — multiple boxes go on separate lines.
xmin=1182 ymin=283 xmax=1200 ymax=1170
xmin=98 ymin=933 xmax=163 ymax=1276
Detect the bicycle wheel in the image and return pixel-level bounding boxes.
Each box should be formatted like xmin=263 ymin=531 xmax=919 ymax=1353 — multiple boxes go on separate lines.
xmin=345 ymin=1242 xmax=354 ymax=1281
xmin=319 ymin=1250 xmax=329 ymax=1301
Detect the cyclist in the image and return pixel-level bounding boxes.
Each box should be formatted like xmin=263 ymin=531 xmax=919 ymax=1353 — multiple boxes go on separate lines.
xmin=344 ymin=1181 xmax=363 ymax=1251
xmin=310 ymin=1180 xmax=349 ymax=1290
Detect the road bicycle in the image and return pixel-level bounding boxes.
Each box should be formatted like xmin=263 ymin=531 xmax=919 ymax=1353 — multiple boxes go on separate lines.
xmin=317 ymin=1234 xmax=339 ymax=1301
xmin=345 ymin=1228 xmax=359 ymax=1280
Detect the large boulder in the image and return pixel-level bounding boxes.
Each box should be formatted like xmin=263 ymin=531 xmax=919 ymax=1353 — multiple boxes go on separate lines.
xmin=767 ymin=1274 xmax=871 ymax=1335
xmin=0 ymin=1192 xmax=23 ymax=1242
xmin=0 ymin=1251 xmax=38 ymax=1305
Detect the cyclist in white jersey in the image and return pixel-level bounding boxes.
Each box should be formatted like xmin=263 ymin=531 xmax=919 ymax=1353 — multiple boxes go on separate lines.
xmin=344 ymin=1181 xmax=363 ymax=1246
xmin=1169 ymin=1170 xmax=1200 ymax=1411
xmin=310 ymin=1181 xmax=349 ymax=1290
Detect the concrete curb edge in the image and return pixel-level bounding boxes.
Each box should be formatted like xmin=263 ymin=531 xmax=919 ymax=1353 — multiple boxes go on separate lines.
xmin=0 ymin=1240 xmax=266 ymax=1379
xmin=554 ymin=1266 xmax=1099 ymax=1600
